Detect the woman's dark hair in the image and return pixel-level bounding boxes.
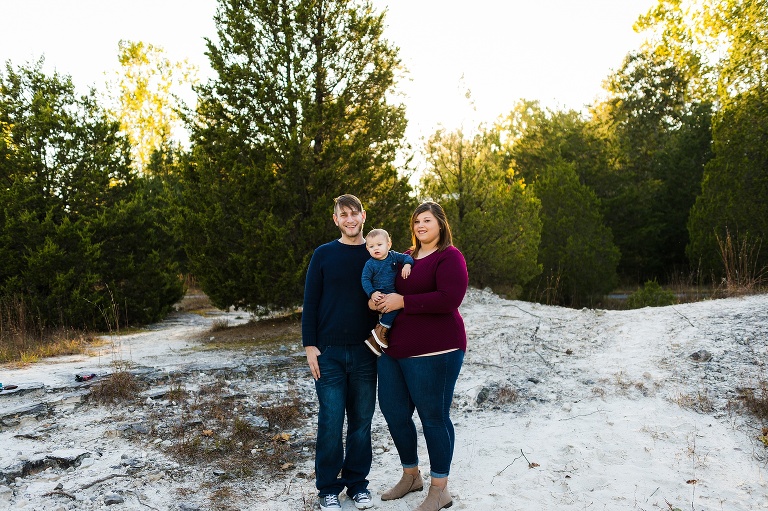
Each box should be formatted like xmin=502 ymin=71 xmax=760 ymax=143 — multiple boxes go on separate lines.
xmin=410 ymin=201 xmax=453 ymax=258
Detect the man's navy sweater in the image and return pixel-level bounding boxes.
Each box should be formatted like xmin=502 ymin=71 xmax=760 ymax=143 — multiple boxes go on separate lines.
xmin=301 ymin=239 xmax=378 ymax=347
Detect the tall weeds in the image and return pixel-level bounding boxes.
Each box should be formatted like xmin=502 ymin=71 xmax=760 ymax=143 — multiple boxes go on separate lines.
xmin=716 ymin=229 xmax=767 ymax=296
xmin=0 ymin=295 xmax=90 ymax=364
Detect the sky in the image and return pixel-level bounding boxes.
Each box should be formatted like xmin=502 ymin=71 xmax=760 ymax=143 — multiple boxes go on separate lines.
xmin=1 ymin=0 xmax=656 ymax=149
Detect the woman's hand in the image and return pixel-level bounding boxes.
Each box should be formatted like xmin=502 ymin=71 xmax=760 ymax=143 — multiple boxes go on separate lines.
xmin=376 ymin=293 xmax=404 ymax=314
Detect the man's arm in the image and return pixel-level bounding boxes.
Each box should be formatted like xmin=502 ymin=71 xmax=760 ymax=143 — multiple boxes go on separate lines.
xmin=302 ymin=249 xmax=323 ymax=379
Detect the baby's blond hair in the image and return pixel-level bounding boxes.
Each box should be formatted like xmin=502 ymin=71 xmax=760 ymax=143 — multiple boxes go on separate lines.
xmin=365 ymin=228 xmax=390 ymax=242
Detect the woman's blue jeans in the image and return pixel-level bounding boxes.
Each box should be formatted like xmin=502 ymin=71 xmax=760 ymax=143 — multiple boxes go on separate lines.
xmin=313 ymin=344 xmax=377 ymax=497
xmin=377 ymin=349 xmax=464 ymax=478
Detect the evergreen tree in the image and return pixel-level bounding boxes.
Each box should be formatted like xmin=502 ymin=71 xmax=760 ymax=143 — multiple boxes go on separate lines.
xmin=181 ymin=0 xmax=413 ymax=310
xmin=596 ymin=49 xmax=712 ymax=281
xmin=501 ymin=103 xmax=619 ymax=303
xmin=0 ymin=60 xmax=183 ymax=330
xmin=526 ymin=159 xmax=620 ymax=307
xmin=687 ymin=87 xmax=768 ymax=275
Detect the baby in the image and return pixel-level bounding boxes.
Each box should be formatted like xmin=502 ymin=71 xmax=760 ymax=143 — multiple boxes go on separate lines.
xmin=361 ymin=228 xmax=414 ymax=356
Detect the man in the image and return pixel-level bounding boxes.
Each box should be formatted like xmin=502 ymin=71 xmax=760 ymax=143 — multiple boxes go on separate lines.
xmin=302 ymin=194 xmax=379 ymax=510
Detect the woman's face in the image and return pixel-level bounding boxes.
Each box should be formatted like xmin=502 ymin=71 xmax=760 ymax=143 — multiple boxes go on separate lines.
xmin=413 ymin=210 xmax=440 ymax=247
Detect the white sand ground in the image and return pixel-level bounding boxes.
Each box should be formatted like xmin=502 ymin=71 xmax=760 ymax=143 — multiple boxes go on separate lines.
xmin=1 ymin=288 xmax=767 ymax=510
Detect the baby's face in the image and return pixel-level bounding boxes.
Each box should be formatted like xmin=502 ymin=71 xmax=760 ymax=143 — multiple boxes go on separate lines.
xmin=366 ymin=235 xmax=391 ymax=260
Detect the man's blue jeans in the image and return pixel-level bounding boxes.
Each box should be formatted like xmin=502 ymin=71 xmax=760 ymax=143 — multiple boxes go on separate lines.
xmin=377 ymin=349 xmax=464 ymax=478
xmin=314 ymin=344 xmax=377 ymax=497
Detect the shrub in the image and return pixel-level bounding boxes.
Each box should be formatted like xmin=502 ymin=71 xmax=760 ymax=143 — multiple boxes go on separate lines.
xmin=626 ymin=280 xmax=677 ymax=309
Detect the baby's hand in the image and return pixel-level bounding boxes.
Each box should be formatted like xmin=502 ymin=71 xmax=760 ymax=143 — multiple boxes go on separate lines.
xmin=401 ymin=264 xmax=412 ymax=279
xmin=371 ymin=291 xmax=384 ymax=303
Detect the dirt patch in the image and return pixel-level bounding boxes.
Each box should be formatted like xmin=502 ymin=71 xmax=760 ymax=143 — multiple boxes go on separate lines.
xmin=200 ymin=312 xmax=303 ymax=350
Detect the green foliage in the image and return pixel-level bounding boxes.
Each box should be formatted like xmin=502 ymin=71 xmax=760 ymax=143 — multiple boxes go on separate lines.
xmin=687 ymin=87 xmax=768 ymax=276
xmin=631 ymin=0 xmax=768 ymax=284
xmin=595 ymin=48 xmax=712 ymax=280
xmin=179 ymin=0 xmax=413 ymax=310
xmin=699 ymin=0 xmax=768 ymax=104
xmin=525 ymin=159 xmax=620 ymax=307
xmin=500 ymin=101 xmax=613 ymax=194
xmin=626 ymin=279 xmax=677 ymax=309
xmin=0 ymin=60 xmax=183 ymax=330
xmin=500 ymin=103 xmax=619 ymax=305
xmin=420 ymin=126 xmax=542 ymax=292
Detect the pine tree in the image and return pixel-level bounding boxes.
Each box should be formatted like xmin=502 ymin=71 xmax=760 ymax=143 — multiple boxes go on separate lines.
xmin=180 ymin=0 xmax=413 ymax=309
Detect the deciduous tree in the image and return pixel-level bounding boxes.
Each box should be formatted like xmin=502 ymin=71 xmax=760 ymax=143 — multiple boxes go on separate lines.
xmin=108 ymin=40 xmax=197 ymax=173
xmin=420 ymin=125 xmax=541 ymax=293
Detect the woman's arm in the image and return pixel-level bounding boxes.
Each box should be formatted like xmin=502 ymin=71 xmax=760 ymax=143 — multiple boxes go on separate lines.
xmin=374 ymin=293 xmax=404 ymax=314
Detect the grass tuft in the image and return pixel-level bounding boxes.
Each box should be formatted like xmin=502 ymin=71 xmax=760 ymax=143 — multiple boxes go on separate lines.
xmin=740 ymin=381 xmax=768 ymax=422
xmin=716 ymin=229 xmax=767 ymax=297
xmin=674 ymin=390 xmax=715 ymax=413
xmin=257 ymin=397 xmax=305 ymax=429
xmin=89 ymin=371 xmax=141 ymax=403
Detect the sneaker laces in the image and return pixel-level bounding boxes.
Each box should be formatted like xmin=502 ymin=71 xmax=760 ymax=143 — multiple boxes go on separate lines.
xmin=323 ymin=494 xmax=340 ymax=506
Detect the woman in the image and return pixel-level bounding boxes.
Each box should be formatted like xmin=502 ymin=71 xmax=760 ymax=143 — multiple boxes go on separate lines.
xmin=373 ymin=201 xmax=468 ymax=511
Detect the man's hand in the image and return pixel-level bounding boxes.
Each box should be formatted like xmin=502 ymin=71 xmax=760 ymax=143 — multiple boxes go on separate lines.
xmin=401 ymin=263 xmax=412 ymax=279
xmin=305 ymin=346 xmax=321 ymax=380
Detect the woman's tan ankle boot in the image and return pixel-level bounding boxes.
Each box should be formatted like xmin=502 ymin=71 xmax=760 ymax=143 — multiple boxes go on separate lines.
xmin=381 ymin=472 xmax=424 ymax=501
xmin=413 ymin=484 xmax=452 ymax=511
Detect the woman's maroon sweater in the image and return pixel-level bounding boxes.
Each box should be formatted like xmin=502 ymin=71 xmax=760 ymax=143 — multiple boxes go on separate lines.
xmin=386 ymin=245 xmax=468 ymax=359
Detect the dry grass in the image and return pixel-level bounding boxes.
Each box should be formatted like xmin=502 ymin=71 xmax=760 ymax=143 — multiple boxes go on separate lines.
xmin=209 ymin=486 xmax=239 ymax=511
xmin=716 ymin=230 xmax=768 ymax=297
xmin=674 ymin=390 xmax=715 ymax=414
xmin=166 ymin=380 xmax=190 ymax=402
xmin=163 ymin=379 xmax=309 ymax=477
xmin=476 ymin=383 xmax=519 ymax=407
xmin=209 ymin=318 xmax=230 ymax=331
xmin=495 ymin=385 xmax=519 ymax=405
xmin=175 ymin=293 xmax=216 ymax=313
xmin=257 ymin=397 xmax=305 ymax=429
xmin=738 ymin=381 xmax=768 ymax=422
xmin=173 ymin=276 xmax=218 ymax=313
xmin=89 ymin=371 xmax=142 ymax=403
xmin=0 ymin=326 xmax=96 ymax=365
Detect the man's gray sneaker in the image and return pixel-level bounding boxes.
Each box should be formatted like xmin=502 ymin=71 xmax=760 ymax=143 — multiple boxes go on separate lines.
xmin=352 ymin=490 xmax=374 ymax=509
xmin=319 ymin=494 xmax=341 ymax=510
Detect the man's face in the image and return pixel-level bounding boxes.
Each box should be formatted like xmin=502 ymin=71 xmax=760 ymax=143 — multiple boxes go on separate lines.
xmin=366 ymin=234 xmax=391 ymax=260
xmin=333 ymin=205 xmax=366 ymax=240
